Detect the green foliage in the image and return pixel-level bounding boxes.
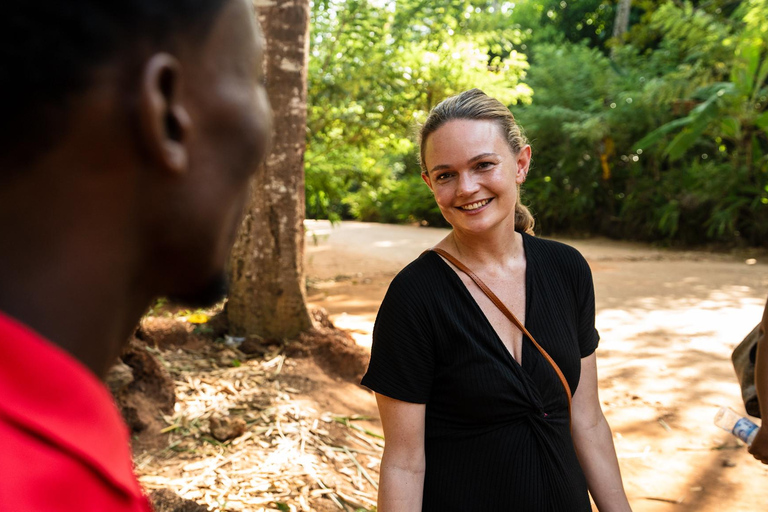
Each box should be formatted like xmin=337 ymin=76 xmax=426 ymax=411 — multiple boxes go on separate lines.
xmin=306 ymin=0 xmax=531 ymax=223
xmin=630 ymin=2 xmax=768 ymax=243
xmin=306 ymin=0 xmax=768 ymax=246
xmin=347 ymin=173 xmax=445 ymax=225
xmin=512 ymin=0 xmax=617 ymax=50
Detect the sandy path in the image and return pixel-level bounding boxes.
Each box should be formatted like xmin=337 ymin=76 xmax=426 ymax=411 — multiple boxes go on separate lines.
xmin=305 ymin=220 xmax=768 ymax=512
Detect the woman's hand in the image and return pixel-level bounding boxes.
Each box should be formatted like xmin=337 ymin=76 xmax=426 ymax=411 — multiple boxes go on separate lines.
xmin=375 ymin=393 xmax=426 ymax=512
xmin=572 ymin=353 xmax=633 ymax=512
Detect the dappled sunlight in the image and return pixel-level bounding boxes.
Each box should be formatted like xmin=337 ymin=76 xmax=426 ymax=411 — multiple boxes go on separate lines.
xmin=596 ymin=287 xmax=764 ymax=395
xmin=372 ymin=239 xmax=419 ymax=248
xmin=307 ymin=277 xmax=387 ymax=350
xmin=328 ymin=313 xmax=374 ymax=348
xmin=308 ymin=290 xmax=384 ymax=318
xmin=304 ymin=220 xmax=449 ymax=280
xmin=593 ymin=284 xmax=768 ymax=510
xmin=591 ymin=259 xmax=768 ymax=313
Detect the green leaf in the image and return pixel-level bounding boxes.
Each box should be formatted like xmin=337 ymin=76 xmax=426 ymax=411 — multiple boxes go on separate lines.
xmin=752 ymin=53 xmax=768 ymax=102
xmin=634 ymin=117 xmax=693 ymax=150
xmin=756 ymin=111 xmax=768 ymax=134
xmin=731 ymin=37 xmax=760 ymax=94
xmin=752 ymin=133 xmax=763 ymax=166
xmin=662 ymin=88 xmax=724 ymax=161
xmin=719 ymin=116 xmax=741 ymax=139
xmin=665 ymin=124 xmax=708 ymax=161
xmin=689 ymin=85 xmax=729 ymax=116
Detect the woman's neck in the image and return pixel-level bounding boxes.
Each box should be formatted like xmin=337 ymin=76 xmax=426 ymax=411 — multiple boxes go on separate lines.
xmin=443 ymin=224 xmax=524 ymax=271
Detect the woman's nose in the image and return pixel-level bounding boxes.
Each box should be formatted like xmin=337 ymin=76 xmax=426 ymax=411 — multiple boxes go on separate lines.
xmin=456 ymin=172 xmax=480 ymax=196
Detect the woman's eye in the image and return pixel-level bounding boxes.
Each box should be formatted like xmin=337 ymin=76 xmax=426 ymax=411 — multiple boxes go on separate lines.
xmin=476 ymin=161 xmax=493 ymax=170
xmin=436 ymin=173 xmax=452 ymax=181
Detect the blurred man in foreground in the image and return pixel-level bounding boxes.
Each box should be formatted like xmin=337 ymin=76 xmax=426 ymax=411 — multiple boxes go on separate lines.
xmin=0 ymin=0 xmax=271 ymax=509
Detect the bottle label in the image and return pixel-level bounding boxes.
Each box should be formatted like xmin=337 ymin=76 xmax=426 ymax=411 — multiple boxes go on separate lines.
xmin=732 ymin=417 xmax=759 ymax=444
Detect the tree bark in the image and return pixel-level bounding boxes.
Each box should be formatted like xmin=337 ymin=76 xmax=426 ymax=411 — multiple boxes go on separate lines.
xmin=612 ymin=0 xmax=632 ymax=41
xmin=227 ymin=0 xmax=313 ymax=340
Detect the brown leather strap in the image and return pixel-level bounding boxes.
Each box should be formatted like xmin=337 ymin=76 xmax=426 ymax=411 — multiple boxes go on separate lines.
xmin=429 ymin=247 xmax=573 ymax=428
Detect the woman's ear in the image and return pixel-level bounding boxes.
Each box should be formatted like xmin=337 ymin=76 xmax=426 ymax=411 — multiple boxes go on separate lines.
xmin=138 ymin=53 xmax=192 ymax=175
xmin=515 ymin=145 xmax=532 ymax=184
xmin=421 ymin=171 xmax=434 ymax=191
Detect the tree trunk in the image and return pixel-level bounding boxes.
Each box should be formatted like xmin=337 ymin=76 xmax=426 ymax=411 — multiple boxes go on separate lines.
xmin=612 ymin=0 xmax=632 ymax=41
xmin=227 ymin=0 xmax=313 ymax=340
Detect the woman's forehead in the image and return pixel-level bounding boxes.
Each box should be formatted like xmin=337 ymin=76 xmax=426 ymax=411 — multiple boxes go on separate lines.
xmin=424 ymin=119 xmax=508 ymax=164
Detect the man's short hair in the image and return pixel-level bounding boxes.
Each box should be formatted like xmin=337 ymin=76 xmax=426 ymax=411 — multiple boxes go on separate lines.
xmin=1 ymin=0 xmax=230 ymax=168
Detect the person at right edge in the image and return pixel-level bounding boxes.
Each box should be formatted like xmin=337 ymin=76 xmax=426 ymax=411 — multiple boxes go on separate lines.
xmin=361 ymin=89 xmax=632 ymax=511
xmin=749 ymin=297 xmax=768 ymax=464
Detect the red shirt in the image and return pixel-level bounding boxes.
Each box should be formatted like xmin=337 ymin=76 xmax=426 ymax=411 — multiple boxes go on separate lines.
xmin=0 ymin=311 xmax=152 ymax=511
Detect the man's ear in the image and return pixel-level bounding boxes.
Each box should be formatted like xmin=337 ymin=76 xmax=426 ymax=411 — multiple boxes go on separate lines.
xmin=139 ymin=54 xmax=191 ymax=174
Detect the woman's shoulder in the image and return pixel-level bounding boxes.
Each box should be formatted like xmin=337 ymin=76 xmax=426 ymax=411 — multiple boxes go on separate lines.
xmin=523 ymin=232 xmax=589 ymax=269
xmin=376 ymin=251 xmax=447 ymax=323
xmin=388 ymin=250 xmax=446 ymax=294
xmin=524 ymin=233 xmax=595 ymax=300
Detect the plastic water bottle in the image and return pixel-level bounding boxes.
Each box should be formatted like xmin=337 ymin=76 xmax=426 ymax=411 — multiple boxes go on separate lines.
xmin=714 ymin=406 xmax=760 ymax=446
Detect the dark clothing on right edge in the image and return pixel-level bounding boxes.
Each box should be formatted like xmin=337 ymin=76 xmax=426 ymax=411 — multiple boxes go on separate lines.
xmin=362 ymin=233 xmax=599 ymax=511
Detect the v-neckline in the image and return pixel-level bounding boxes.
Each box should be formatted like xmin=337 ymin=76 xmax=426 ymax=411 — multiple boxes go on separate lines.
xmin=432 ymin=232 xmax=532 ymax=371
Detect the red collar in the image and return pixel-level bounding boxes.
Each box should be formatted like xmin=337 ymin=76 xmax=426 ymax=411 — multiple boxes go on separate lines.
xmin=0 ymin=311 xmax=143 ymax=499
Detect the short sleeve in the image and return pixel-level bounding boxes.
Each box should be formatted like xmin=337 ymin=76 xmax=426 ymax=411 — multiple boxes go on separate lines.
xmin=361 ymin=269 xmax=435 ymax=403
xmin=575 ymin=256 xmax=600 ymax=358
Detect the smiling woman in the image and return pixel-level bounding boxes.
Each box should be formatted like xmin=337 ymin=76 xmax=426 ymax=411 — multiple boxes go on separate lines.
xmin=419 ymin=88 xmax=535 ymax=237
xmin=421 ymin=118 xmax=531 ymax=238
xmin=362 ymin=89 xmax=632 ymax=511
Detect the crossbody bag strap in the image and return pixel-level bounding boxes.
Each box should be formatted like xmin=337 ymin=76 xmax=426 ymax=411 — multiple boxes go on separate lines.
xmin=430 ymin=247 xmax=573 ymax=428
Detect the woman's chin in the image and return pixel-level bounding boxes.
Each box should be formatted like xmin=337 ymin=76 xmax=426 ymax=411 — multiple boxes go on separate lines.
xmin=446 ymin=212 xmax=517 ymax=236
xmin=449 ymin=218 xmax=494 ymax=235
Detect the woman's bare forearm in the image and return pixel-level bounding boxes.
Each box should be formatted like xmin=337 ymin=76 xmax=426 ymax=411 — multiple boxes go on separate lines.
xmin=572 ymin=354 xmax=632 ymax=511
xmin=374 ymin=393 xmax=427 ymax=511
xmin=377 ymin=452 xmax=425 ymax=512
xmin=573 ymin=413 xmax=632 ymax=511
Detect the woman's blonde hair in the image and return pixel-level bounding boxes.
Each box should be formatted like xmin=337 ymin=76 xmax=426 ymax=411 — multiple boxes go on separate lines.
xmin=419 ymin=88 xmax=535 ymax=235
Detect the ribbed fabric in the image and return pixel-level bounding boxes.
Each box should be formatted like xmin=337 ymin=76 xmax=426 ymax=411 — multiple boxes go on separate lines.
xmin=362 ymin=232 xmax=599 ymax=511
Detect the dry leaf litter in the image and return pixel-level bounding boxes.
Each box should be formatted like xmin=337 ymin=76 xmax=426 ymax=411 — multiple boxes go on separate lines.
xmin=134 ymin=345 xmax=381 ymax=512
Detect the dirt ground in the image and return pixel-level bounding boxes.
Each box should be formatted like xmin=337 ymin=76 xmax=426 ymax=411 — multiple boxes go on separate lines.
xmin=305 ymin=220 xmax=768 ymax=512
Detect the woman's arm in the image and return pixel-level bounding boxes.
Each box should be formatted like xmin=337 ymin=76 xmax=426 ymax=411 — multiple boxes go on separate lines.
xmin=748 ymin=297 xmax=768 ymax=464
xmin=572 ymin=352 xmax=632 ymax=512
xmin=375 ymin=393 xmax=426 ymax=512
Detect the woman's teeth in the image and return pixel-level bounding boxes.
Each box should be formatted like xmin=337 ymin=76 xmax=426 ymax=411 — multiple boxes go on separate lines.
xmin=460 ymin=199 xmax=490 ymax=211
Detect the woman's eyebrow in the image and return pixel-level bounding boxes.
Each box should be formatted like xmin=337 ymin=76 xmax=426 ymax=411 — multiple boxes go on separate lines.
xmin=467 ymin=152 xmax=498 ymax=164
xmin=429 ymin=152 xmax=499 ymax=174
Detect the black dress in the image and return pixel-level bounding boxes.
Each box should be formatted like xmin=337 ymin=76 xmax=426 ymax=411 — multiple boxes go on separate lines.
xmin=361 ymin=233 xmax=599 ymax=511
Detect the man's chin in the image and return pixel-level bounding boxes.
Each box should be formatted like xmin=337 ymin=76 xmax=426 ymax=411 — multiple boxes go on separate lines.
xmin=167 ymin=272 xmax=229 ymax=309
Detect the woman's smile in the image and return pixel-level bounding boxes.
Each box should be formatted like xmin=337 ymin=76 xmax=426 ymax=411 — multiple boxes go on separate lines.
xmin=457 ymin=197 xmax=493 ymax=213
